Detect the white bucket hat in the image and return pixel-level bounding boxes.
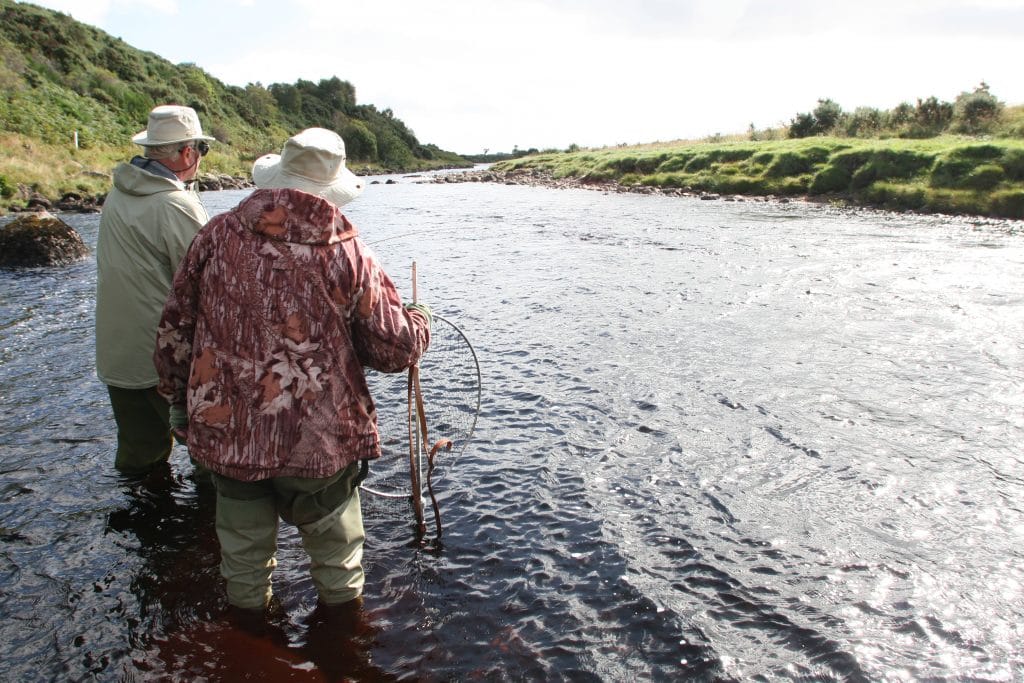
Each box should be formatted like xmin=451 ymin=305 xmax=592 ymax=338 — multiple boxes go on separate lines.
xmin=132 ymin=105 xmax=215 ymax=146
xmin=252 ymin=128 xmax=364 ymax=207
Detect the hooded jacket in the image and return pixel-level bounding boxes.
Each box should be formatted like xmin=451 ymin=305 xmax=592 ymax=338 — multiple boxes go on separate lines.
xmin=154 ymin=188 xmax=430 ymax=481
xmin=95 ymin=159 xmax=209 ymax=388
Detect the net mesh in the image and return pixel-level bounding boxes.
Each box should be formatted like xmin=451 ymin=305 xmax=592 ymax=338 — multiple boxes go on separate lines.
xmin=362 ymin=315 xmax=480 ymax=506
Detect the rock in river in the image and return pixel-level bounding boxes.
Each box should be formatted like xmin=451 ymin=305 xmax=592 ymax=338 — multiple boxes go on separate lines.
xmin=0 ymin=211 xmax=89 ymax=268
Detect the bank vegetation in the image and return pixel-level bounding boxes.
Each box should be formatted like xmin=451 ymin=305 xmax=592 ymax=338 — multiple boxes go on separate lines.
xmin=0 ymin=0 xmax=469 ymax=212
xmin=496 ymin=89 xmax=1024 ymax=220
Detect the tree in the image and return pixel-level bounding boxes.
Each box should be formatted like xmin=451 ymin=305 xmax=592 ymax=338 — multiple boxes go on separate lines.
xmin=812 ymin=99 xmax=844 ymax=134
xmin=845 ymin=107 xmax=883 ymax=137
xmin=953 ymin=81 xmax=1003 ymax=134
xmin=269 ymin=82 xmax=302 ymax=115
xmin=338 ymin=119 xmax=377 ymax=161
xmin=788 ymin=112 xmax=816 ymax=138
xmin=915 ymin=96 xmax=953 ymax=132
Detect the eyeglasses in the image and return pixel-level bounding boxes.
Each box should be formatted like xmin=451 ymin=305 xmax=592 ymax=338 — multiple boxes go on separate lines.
xmin=183 ymin=141 xmax=210 ymax=157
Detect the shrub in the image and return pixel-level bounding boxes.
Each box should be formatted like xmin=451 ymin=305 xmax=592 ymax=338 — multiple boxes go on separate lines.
xmin=845 ymin=107 xmax=884 ymax=137
xmin=930 ymin=157 xmax=978 ymax=188
xmin=952 ymin=82 xmax=1003 ymax=134
xmin=803 ymin=146 xmax=833 ymax=164
xmin=656 ymin=153 xmax=695 ymax=173
xmin=923 ymin=189 xmax=986 ymax=216
xmin=914 ymin=96 xmax=954 ymax=134
xmin=712 ymin=175 xmax=762 ymax=194
xmin=963 ymin=164 xmax=1005 ymax=190
xmin=775 ymin=176 xmax=811 ymax=195
xmin=829 ymin=149 xmax=872 ymax=173
xmin=339 ymin=119 xmax=377 ymax=161
xmin=813 ymin=99 xmax=844 ymax=133
xmin=949 ymin=144 xmax=1003 ymax=161
xmin=991 ymin=189 xmax=1024 ymax=219
xmin=600 ymin=156 xmax=641 ymax=174
xmin=1001 ymin=148 xmax=1024 ymax=180
xmin=709 ymin=148 xmax=756 ymax=163
xmin=0 ymin=174 xmax=13 ymax=198
xmin=765 ymin=151 xmax=814 ymax=177
xmin=634 ymin=153 xmax=670 ymax=174
xmin=684 ymin=155 xmax=713 ymax=172
xmin=864 ymin=183 xmax=926 ymax=211
xmin=788 ymin=112 xmax=816 ymax=138
xmin=854 ymin=150 xmax=933 ymax=188
xmin=809 ymin=165 xmax=852 ymax=194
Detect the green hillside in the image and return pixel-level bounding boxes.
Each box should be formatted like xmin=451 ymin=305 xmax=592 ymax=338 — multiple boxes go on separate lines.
xmin=0 ymin=0 xmax=468 ymax=209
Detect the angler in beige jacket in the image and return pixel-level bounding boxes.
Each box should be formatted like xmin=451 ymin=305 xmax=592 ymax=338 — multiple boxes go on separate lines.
xmin=95 ymin=105 xmax=213 ymax=473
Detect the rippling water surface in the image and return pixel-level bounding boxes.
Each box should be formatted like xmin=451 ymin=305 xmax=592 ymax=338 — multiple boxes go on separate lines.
xmin=1 ymin=176 xmax=1023 ymax=681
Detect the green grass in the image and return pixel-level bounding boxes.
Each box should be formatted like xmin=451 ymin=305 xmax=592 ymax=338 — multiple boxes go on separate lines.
xmin=494 ymin=137 xmax=1024 ymax=219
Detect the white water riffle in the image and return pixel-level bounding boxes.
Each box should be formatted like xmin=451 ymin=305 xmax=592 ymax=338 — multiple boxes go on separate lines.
xmin=1 ymin=176 xmax=1022 ymax=680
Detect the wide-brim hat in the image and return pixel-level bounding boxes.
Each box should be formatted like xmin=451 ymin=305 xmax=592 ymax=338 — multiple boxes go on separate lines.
xmin=252 ymin=127 xmax=364 ymax=208
xmin=132 ymin=105 xmax=215 ymax=146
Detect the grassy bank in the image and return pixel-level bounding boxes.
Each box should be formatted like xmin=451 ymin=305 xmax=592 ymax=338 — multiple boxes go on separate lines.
xmin=493 ymin=136 xmax=1024 ymax=219
xmin=0 ymin=132 xmax=466 ymax=212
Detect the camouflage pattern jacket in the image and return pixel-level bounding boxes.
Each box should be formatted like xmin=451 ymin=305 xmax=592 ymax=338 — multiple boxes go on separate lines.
xmin=154 ymin=189 xmax=430 ymax=481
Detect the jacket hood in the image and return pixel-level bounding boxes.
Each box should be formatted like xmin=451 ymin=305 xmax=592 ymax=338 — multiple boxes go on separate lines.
xmin=112 ymin=160 xmax=186 ymax=197
xmin=235 ymin=188 xmax=358 ymax=246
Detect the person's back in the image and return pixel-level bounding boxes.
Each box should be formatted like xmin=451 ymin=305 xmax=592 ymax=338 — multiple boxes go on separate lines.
xmin=154 ymin=127 xmax=431 ymax=620
xmin=158 ymin=187 xmax=424 ymax=480
xmin=95 ymin=105 xmax=213 ymax=474
xmin=96 ymin=159 xmax=207 ymax=389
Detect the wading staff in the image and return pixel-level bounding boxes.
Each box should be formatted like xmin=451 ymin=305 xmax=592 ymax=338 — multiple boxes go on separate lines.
xmin=407 ymin=262 xmax=427 ymax=536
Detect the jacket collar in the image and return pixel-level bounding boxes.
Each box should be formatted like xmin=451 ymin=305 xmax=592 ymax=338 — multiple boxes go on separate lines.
xmin=130 ymin=156 xmax=179 ymax=181
xmin=236 ymin=188 xmax=358 ymax=246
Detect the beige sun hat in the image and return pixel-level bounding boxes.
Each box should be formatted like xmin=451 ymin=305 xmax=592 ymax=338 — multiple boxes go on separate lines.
xmin=252 ymin=128 xmax=364 ymax=207
xmin=132 ymin=105 xmax=215 ymax=146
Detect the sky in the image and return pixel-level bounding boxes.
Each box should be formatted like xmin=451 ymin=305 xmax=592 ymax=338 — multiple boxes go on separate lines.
xmin=22 ymin=0 xmax=1024 ymax=155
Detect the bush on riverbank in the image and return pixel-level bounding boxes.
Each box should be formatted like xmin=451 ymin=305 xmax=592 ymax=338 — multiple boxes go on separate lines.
xmin=493 ymin=137 xmax=1024 ymax=219
xmin=0 ymin=0 xmax=469 ymax=212
xmin=788 ymin=84 xmax=1017 ymax=139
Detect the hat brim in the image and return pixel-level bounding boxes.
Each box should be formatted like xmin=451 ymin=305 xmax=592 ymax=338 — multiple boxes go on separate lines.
xmin=252 ymin=154 xmax=364 ymax=207
xmin=131 ymin=130 xmax=216 ymax=146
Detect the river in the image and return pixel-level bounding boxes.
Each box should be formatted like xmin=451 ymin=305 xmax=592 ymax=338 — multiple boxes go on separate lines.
xmin=1 ymin=174 xmax=1022 ymax=681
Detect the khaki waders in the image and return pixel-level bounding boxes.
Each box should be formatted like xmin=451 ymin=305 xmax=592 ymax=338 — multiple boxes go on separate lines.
xmin=213 ymin=461 xmax=366 ymax=610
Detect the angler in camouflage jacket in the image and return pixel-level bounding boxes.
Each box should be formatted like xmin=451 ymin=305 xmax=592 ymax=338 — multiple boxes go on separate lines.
xmin=154 ymin=128 xmax=431 ymax=613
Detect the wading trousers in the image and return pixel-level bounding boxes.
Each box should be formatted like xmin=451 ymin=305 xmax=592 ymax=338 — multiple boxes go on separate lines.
xmin=212 ymin=462 xmax=366 ymax=610
xmin=106 ymin=385 xmax=173 ymax=473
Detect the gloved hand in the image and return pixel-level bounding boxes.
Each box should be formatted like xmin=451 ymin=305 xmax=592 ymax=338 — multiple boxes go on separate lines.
xmin=405 ymin=302 xmax=433 ymax=331
xmin=169 ymin=404 xmax=188 ymax=446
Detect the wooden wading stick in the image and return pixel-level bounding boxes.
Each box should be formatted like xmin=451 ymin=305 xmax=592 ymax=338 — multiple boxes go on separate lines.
xmin=408 ymin=261 xmax=427 ymax=536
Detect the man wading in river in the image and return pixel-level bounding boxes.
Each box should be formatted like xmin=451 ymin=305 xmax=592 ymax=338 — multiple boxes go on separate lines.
xmin=95 ymin=105 xmax=214 ymax=475
xmin=153 ymin=128 xmax=431 ymax=619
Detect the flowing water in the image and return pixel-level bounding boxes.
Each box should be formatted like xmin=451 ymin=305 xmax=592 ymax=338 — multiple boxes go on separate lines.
xmin=1 ymin=175 xmax=1023 ymax=681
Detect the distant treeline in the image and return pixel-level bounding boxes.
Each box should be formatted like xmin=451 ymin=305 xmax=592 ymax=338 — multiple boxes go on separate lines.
xmin=0 ymin=0 xmax=466 ymax=168
xmin=782 ymin=83 xmax=1022 ymax=140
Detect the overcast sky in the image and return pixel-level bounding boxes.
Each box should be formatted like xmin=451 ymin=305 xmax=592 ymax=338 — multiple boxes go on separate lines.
xmin=24 ymin=0 xmax=1024 ymax=155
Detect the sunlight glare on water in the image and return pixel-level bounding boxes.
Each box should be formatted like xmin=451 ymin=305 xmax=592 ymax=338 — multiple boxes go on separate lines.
xmin=1 ymin=176 xmax=1023 ymax=680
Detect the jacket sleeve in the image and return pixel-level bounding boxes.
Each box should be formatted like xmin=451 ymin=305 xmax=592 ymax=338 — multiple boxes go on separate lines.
xmin=153 ymin=228 xmax=207 ymax=406
xmin=349 ymin=244 xmax=430 ymax=373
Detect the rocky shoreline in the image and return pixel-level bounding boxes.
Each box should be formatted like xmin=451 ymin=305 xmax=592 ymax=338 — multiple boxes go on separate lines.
xmin=422 ymin=167 xmax=795 ymax=203
xmin=419 ymin=168 xmax=1023 ymax=231
xmin=2 ymin=173 xmax=253 ymax=214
